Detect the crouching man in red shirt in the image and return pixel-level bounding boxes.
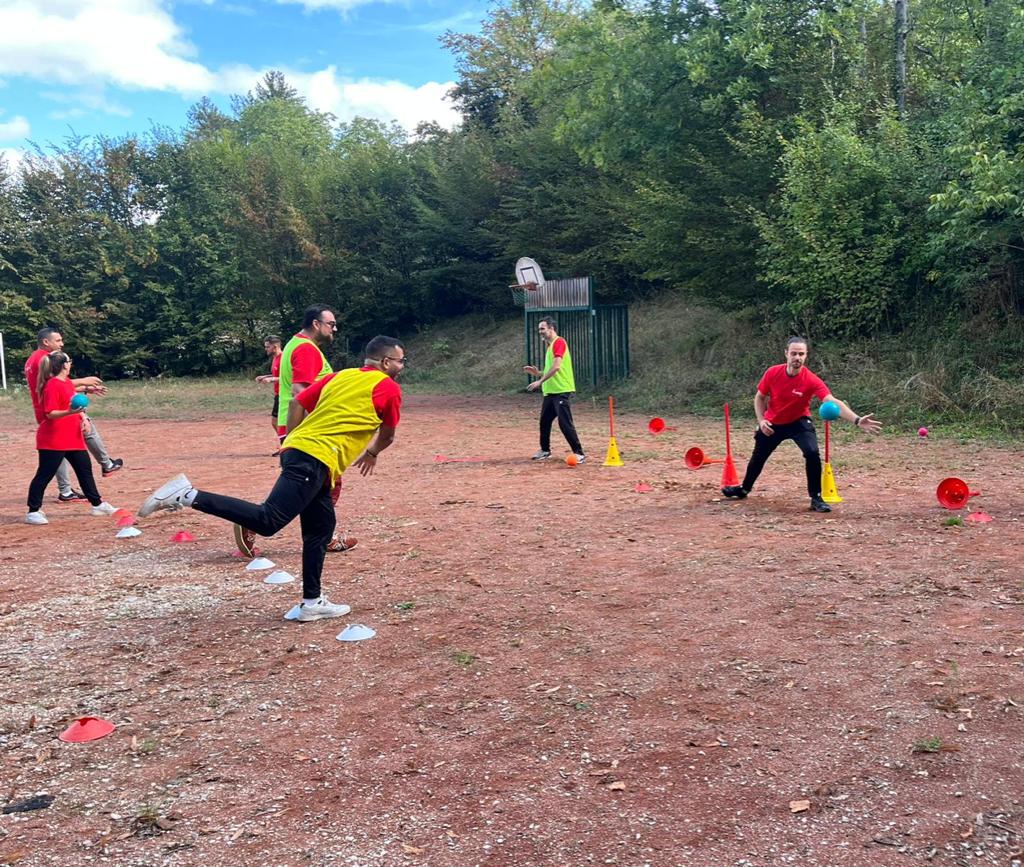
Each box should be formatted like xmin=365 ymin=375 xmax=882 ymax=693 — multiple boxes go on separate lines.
xmin=722 ymin=337 xmax=882 ymax=512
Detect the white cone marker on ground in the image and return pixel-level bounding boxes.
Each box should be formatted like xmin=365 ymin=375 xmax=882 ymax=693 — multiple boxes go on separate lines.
xmin=283 ymin=604 xmax=302 ymax=621
xmin=115 ymin=526 xmax=142 ymax=538
xmin=336 ymin=624 xmax=376 ymax=642
xmin=264 ymin=570 xmax=295 ymax=585
xmin=246 ymin=557 xmax=275 ymax=571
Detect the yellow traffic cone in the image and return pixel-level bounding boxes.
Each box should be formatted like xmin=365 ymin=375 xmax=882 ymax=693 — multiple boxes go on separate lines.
xmin=821 ymin=462 xmax=843 ymax=504
xmin=603 ymin=436 xmax=624 ymax=467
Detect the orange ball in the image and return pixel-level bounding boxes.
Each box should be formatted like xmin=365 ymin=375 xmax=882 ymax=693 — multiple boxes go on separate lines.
xmin=566 ymin=454 xmax=578 ymax=467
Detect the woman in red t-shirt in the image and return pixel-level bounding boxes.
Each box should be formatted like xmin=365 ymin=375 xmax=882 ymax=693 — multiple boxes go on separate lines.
xmin=26 ymin=352 xmax=117 ymax=525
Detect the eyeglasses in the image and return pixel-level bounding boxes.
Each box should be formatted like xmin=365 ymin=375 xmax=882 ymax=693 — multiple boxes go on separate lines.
xmin=317 ymin=320 xmax=338 ymax=330
xmin=382 ymin=355 xmax=408 ymax=366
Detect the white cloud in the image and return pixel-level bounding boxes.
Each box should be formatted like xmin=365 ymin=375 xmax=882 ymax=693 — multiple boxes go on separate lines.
xmin=1 ymin=146 xmax=25 ymax=175
xmin=212 ymin=64 xmax=459 ymax=131
xmin=0 ymin=0 xmax=213 ymax=92
xmin=0 ymin=114 xmax=30 ymax=139
xmin=0 ymin=2 xmax=461 ymax=132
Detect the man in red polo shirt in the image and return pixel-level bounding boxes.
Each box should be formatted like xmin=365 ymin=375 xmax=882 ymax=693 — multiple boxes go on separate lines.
xmin=722 ymin=337 xmax=882 ymax=512
xmin=24 ymin=327 xmax=123 ymax=501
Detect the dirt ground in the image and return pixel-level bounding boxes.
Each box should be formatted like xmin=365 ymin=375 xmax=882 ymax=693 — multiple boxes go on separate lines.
xmin=0 ymin=393 xmax=1022 ymax=867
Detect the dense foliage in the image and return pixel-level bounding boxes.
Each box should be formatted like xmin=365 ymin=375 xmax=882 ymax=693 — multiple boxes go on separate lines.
xmin=1 ymin=0 xmax=1022 ymax=376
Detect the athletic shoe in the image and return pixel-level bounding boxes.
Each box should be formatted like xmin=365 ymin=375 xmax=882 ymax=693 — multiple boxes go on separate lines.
xmin=57 ymin=489 xmax=87 ymax=503
xmin=25 ymin=511 xmax=48 ymax=525
xmin=810 ymin=497 xmax=832 ymax=513
xmin=326 ymin=535 xmax=358 ymax=553
xmin=139 ymin=474 xmax=193 ymax=517
xmin=296 ymin=596 xmax=352 ymax=622
xmin=722 ymin=485 xmax=748 ymax=499
xmin=102 ymin=458 xmax=124 ymax=477
xmin=90 ymin=502 xmax=118 ymax=516
xmin=573 ymin=454 xmax=586 ymax=464
xmin=271 ymin=450 xmax=281 ymax=457
xmin=531 ymin=450 xmax=551 ymax=461
xmin=234 ymin=523 xmax=257 ymax=558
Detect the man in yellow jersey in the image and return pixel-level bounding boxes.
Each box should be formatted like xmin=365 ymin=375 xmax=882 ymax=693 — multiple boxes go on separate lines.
xmin=264 ymin=303 xmax=355 ymax=557
xmin=523 ymin=317 xmax=585 ymax=462
xmin=139 ymin=336 xmax=406 ymax=623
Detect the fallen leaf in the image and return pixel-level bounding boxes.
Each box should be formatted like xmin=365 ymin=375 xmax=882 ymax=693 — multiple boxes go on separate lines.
xmin=607 ymin=781 xmax=626 ymax=791
xmin=790 ymin=800 xmax=811 ymax=813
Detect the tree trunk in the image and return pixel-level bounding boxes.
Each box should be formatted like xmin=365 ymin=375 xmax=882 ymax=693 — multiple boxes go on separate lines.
xmin=894 ymin=0 xmax=908 ymax=117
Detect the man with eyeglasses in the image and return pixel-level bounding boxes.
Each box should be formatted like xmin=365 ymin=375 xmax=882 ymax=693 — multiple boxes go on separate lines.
xmin=139 ymin=336 xmax=407 ymax=623
xmin=269 ymin=304 xmax=356 ymax=557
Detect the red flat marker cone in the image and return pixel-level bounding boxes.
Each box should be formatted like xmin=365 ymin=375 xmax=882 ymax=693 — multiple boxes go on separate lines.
xmin=111 ymin=508 xmax=132 ymax=520
xmin=116 ymin=514 xmax=137 ymax=528
xmin=966 ymin=511 xmax=993 ymax=523
xmin=59 ymin=716 xmax=115 ymax=743
xmin=634 ymin=482 xmax=653 ymax=493
xmin=171 ymin=530 xmax=196 ymax=543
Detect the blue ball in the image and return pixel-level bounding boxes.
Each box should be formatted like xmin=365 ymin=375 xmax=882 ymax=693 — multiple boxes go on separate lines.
xmin=819 ymin=400 xmax=840 ymax=421
xmin=70 ymin=393 xmax=90 ymax=410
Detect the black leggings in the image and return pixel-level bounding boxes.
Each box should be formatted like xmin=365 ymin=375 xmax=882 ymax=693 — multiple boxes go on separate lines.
xmin=28 ymin=450 xmax=102 ymax=511
xmin=539 ymin=393 xmax=583 ymax=454
xmin=741 ymin=417 xmax=822 ymax=499
xmin=191 ymin=450 xmax=336 ymax=600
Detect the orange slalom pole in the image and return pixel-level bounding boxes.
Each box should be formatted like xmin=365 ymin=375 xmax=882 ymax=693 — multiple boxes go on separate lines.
xmin=608 ymin=396 xmax=616 ymax=439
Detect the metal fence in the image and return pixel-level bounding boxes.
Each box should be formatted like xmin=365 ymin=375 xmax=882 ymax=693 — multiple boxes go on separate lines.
xmin=524 ymin=302 xmax=629 ymax=389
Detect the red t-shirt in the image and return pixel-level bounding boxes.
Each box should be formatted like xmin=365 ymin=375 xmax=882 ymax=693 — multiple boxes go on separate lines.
xmin=551 ymin=337 xmax=567 ymax=358
xmin=296 ymin=368 xmax=402 ymax=427
xmin=36 ymin=378 xmax=85 ymax=451
xmin=758 ymin=364 xmax=830 ymax=425
xmin=289 ymin=337 xmax=325 ymax=387
xmin=270 ymin=353 xmax=282 ymax=395
xmin=24 ymin=348 xmax=49 ymax=423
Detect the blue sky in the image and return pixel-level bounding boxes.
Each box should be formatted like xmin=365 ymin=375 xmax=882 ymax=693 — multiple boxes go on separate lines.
xmin=0 ymin=0 xmax=484 ymax=169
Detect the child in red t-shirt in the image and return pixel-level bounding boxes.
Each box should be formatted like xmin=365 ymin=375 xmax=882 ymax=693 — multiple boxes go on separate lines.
xmin=26 ymin=352 xmax=118 ymax=525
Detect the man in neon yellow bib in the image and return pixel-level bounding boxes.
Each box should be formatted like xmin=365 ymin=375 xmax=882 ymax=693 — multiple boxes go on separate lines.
xmin=524 ymin=317 xmax=585 ymax=462
xmin=139 ymin=336 xmax=406 ymax=623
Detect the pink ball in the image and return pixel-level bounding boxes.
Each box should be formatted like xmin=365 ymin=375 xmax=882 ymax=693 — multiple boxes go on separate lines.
xmin=918 ymin=427 xmax=929 ymax=438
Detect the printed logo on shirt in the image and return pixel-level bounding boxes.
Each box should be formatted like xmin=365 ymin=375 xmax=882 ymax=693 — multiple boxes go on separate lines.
xmin=792 ymin=389 xmax=804 ymax=396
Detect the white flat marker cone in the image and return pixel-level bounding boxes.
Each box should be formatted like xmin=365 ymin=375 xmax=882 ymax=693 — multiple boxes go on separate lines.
xmin=115 ymin=526 xmax=142 ymax=538
xmin=246 ymin=557 xmax=275 ymax=571
xmin=336 ymin=624 xmax=376 ymax=642
xmin=264 ymin=570 xmax=295 ymax=585
xmin=283 ymin=604 xmax=302 ymax=620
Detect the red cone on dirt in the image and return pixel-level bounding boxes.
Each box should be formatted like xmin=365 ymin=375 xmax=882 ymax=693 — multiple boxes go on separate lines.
xmin=634 ymin=482 xmax=653 ymax=493
xmin=721 ymin=402 xmax=741 ymax=487
xmin=116 ymin=514 xmax=137 ymax=528
xmin=171 ymin=530 xmax=196 ymax=543
xmin=684 ymin=446 xmax=722 ymax=470
xmin=111 ymin=508 xmax=132 ymax=520
xmin=966 ymin=511 xmax=993 ymax=523
xmin=936 ymin=478 xmax=979 ymax=510
xmin=59 ymin=717 xmax=115 ymax=743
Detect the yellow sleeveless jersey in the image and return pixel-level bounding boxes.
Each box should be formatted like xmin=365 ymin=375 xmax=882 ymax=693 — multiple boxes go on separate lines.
xmin=282 ymin=367 xmax=389 ymax=485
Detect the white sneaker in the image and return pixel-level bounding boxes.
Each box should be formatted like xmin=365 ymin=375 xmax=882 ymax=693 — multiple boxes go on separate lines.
xmin=139 ymin=474 xmax=193 ymax=517
xmin=573 ymin=454 xmax=586 ymax=464
xmin=531 ymin=450 xmax=551 ymax=461
xmin=90 ymin=502 xmax=117 ymax=516
xmin=296 ymin=596 xmax=352 ymax=623
xmin=25 ymin=511 xmax=48 ymax=525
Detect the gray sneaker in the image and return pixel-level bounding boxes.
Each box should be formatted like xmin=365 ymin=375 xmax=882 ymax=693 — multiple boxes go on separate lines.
xmin=139 ymin=474 xmax=194 ymax=517
xmin=531 ymin=450 xmax=551 ymax=461
xmin=25 ymin=511 xmax=49 ymax=525
xmin=296 ymin=596 xmax=352 ymax=623
xmin=573 ymin=454 xmax=586 ymax=464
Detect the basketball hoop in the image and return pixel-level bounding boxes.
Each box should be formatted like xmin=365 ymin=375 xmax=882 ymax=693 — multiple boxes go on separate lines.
xmin=509 ymin=282 xmax=538 ymax=306
xmin=511 ymin=257 xmax=545 ymax=306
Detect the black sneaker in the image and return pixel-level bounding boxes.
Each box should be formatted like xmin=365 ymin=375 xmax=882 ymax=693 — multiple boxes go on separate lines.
xmin=102 ymin=458 xmax=124 ymax=477
xmin=721 ymin=485 xmax=747 ymax=499
xmin=810 ymin=497 xmax=832 ymax=513
xmin=57 ymin=489 xmax=87 ymax=503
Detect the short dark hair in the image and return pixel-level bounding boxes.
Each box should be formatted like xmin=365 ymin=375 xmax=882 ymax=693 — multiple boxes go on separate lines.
xmin=302 ymin=305 xmax=333 ymax=330
xmin=264 ymin=335 xmax=281 ymax=345
xmin=364 ymin=335 xmax=404 ymax=360
xmin=539 ymin=317 xmax=557 ymax=331
xmin=786 ymin=336 xmax=809 ymax=349
xmin=37 ymin=327 xmax=59 ymax=346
